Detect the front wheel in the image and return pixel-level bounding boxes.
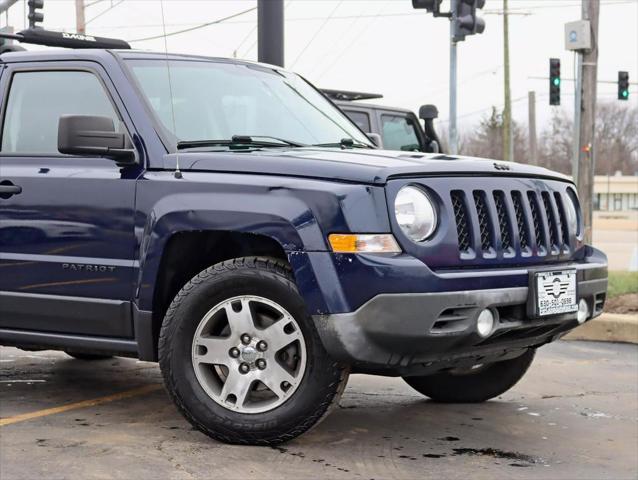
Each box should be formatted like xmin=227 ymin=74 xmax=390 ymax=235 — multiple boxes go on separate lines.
xmin=158 ymin=257 xmax=348 ymax=445
xmin=403 ymin=349 xmax=536 ymax=403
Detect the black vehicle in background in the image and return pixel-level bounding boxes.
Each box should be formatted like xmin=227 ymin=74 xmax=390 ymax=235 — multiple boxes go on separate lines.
xmin=322 ymin=89 xmax=443 ymax=153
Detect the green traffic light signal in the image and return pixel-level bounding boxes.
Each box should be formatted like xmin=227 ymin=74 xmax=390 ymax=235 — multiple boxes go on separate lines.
xmin=553 ymin=78 xmax=560 ymax=86
xmin=618 ymin=71 xmax=629 ymax=101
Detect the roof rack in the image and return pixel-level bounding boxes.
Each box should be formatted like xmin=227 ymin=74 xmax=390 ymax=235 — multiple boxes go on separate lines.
xmin=321 ymin=89 xmax=383 ymax=102
xmin=0 ymin=28 xmax=131 ymax=50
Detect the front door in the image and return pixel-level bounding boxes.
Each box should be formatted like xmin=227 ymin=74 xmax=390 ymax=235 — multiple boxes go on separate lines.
xmin=0 ymin=63 xmax=141 ymax=338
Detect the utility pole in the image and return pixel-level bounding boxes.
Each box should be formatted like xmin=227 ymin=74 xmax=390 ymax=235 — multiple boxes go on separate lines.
xmin=576 ymin=0 xmax=600 ymax=244
xmin=502 ymin=0 xmax=512 ymax=161
xmin=257 ymin=0 xmax=284 ymax=67
xmin=528 ymin=91 xmax=538 ymax=165
xmin=449 ymin=1 xmax=458 ymax=154
xmin=75 ymin=0 xmax=85 ymax=34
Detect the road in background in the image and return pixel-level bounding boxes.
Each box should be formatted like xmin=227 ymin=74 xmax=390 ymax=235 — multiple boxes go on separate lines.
xmin=592 ymin=211 xmax=638 ymax=271
xmin=1 ymin=341 xmax=636 ymax=480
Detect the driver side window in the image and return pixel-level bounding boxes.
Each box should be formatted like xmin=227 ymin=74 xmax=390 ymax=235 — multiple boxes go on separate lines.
xmin=1 ymin=70 xmax=119 ymax=155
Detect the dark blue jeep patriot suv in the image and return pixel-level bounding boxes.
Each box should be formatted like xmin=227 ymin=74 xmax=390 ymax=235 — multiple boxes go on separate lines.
xmin=0 ymin=47 xmax=607 ymax=445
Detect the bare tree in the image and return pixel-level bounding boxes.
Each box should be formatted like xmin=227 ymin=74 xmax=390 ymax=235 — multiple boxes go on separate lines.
xmin=460 ymin=108 xmax=527 ymax=161
xmin=456 ymin=102 xmax=637 ymax=175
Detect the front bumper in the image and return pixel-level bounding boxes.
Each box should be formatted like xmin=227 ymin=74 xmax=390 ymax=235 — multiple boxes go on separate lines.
xmin=312 ymin=250 xmax=607 ymax=376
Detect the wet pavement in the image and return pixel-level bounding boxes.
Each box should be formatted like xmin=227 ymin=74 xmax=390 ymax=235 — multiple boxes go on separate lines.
xmin=1 ymin=341 xmax=637 ymax=479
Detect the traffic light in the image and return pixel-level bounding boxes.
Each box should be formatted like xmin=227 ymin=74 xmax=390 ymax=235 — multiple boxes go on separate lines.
xmin=453 ymin=0 xmax=486 ymax=41
xmin=412 ymin=0 xmax=443 ymax=13
xmin=618 ymin=71 xmax=629 ymax=100
xmin=549 ymin=58 xmax=561 ymax=106
xmin=28 ymin=0 xmax=44 ymax=29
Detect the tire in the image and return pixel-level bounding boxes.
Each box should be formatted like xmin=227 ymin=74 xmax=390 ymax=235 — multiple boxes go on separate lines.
xmin=65 ymin=351 xmax=113 ymax=361
xmin=158 ymin=256 xmax=349 ymax=446
xmin=403 ymin=349 xmax=536 ymax=403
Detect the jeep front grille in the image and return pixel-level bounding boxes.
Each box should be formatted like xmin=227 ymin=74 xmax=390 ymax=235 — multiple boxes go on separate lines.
xmin=450 ymin=186 xmax=572 ymax=259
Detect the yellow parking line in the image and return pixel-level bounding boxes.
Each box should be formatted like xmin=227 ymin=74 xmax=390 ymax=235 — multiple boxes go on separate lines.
xmin=0 ymin=384 xmax=162 ymax=427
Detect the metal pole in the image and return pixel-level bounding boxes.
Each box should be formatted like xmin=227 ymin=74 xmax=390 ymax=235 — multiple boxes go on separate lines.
xmin=75 ymin=0 xmax=86 ymax=34
xmin=502 ymin=0 xmax=512 ymax=161
xmin=576 ymin=0 xmax=600 ymax=244
xmin=257 ymin=0 xmax=284 ymax=67
xmin=528 ymin=91 xmax=538 ymax=165
xmin=449 ymin=2 xmax=458 ymax=155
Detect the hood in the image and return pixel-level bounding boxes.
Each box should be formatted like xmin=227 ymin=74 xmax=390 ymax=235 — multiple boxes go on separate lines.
xmin=165 ymin=148 xmax=572 ymax=185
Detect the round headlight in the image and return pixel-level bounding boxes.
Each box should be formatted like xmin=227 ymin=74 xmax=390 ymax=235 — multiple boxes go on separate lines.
xmin=565 ymin=189 xmax=581 ymax=237
xmin=394 ymin=186 xmax=437 ymax=242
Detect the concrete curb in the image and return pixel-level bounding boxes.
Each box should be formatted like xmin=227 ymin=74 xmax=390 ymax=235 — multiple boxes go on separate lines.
xmin=563 ymin=313 xmax=638 ymax=344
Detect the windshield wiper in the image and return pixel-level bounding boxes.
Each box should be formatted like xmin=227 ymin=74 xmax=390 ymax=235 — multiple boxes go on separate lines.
xmin=312 ymin=138 xmax=373 ymax=149
xmin=177 ymin=135 xmax=307 ymax=150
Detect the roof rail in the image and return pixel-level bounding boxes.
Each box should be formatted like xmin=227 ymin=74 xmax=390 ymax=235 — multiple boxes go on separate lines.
xmin=321 ymin=89 xmax=383 ymax=102
xmin=0 ymin=28 xmax=131 ymax=50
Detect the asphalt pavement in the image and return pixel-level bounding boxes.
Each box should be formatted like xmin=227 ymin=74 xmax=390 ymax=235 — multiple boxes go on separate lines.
xmin=1 ymin=341 xmax=637 ymax=480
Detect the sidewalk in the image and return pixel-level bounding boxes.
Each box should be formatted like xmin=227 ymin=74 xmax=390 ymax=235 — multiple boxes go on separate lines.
xmin=564 ymin=313 xmax=638 ymax=344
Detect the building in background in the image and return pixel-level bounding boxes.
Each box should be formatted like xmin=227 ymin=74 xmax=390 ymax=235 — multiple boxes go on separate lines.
xmin=594 ymin=175 xmax=638 ymax=211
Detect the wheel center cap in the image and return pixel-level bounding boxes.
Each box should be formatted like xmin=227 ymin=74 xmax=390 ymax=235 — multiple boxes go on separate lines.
xmin=240 ymin=346 xmax=258 ymax=363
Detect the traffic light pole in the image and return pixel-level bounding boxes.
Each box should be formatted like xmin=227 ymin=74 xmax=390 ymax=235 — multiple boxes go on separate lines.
xmin=449 ymin=1 xmax=458 ymax=155
xmin=257 ymin=0 xmax=284 ymax=67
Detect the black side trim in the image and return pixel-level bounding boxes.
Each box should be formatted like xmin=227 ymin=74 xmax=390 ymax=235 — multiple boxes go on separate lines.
xmin=0 ymin=328 xmax=137 ymax=357
xmin=0 ymin=291 xmax=133 ymax=337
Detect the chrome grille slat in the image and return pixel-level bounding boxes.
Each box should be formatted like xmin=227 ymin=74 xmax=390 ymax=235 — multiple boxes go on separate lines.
xmin=541 ymin=191 xmax=560 ymax=251
xmin=554 ymin=191 xmax=570 ymax=247
xmin=493 ymin=191 xmax=512 ymax=251
xmin=527 ymin=191 xmax=545 ymax=251
xmin=451 ymin=191 xmax=471 ymax=253
xmin=473 ymin=191 xmax=492 ymax=252
xmin=511 ymin=191 xmax=530 ymax=251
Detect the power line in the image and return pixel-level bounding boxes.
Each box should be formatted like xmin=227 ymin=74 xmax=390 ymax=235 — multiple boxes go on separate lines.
xmin=86 ymin=0 xmax=125 ymax=26
xmin=128 ymin=6 xmax=257 ymax=43
xmin=290 ymin=0 xmax=343 ymax=68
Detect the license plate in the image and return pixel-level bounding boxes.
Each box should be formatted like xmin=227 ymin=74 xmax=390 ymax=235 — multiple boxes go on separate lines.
xmin=535 ymin=270 xmax=577 ymax=316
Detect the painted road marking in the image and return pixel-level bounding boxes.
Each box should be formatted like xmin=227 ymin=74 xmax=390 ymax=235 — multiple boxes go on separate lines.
xmin=0 ymin=384 xmax=162 ymax=427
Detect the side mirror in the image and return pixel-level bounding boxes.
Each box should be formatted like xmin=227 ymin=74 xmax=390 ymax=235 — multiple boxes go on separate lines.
xmin=367 ymin=132 xmax=383 ymax=148
xmin=58 ymin=115 xmax=135 ymax=163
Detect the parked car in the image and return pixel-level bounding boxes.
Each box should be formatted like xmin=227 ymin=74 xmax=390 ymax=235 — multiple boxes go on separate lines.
xmin=0 ymin=35 xmax=607 ymax=446
xmin=322 ymin=88 xmax=443 ymax=153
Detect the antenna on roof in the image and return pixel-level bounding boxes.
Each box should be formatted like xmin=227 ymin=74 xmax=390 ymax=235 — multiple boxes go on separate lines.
xmin=158 ymin=0 xmax=182 ymax=179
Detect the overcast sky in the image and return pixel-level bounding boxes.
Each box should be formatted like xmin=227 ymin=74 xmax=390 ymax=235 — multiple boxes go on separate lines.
xmin=3 ymin=0 xmax=637 ymax=134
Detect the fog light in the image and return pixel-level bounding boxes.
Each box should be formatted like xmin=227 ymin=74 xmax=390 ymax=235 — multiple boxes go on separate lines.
xmin=476 ymin=309 xmax=495 ymax=338
xmin=577 ymin=299 xmax=589 ymax=324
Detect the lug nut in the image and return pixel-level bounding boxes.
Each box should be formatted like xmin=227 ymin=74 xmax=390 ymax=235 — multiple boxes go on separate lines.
xmin=256 ymin=358 xmax=267 ymax=370
xmin=239 ymin=362 xmax=250 ymax=374
xmin=241 ymin=334 xmax=251 ymax=345
xmin=256 ymin=340 xmax=268 ymax=352
xmin=229 ymin=347 xmax=240 ymax=358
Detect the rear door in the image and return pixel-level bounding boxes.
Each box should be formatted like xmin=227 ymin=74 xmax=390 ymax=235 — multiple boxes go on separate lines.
xmin=0 ymin=62 xmax=141 ymax=338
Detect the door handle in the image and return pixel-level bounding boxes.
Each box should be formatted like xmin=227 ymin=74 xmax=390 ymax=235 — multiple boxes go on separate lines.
xmin=0 ymin=180 xmax=22 ymax=199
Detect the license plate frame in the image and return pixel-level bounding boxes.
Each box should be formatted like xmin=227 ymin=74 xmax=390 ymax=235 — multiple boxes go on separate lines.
xmin=528 ymin=269 xmax=578 ymax=318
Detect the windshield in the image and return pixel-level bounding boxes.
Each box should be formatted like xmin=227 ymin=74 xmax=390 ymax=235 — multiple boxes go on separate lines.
xmin=127 ymin=59 xmax=372 ymax=149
